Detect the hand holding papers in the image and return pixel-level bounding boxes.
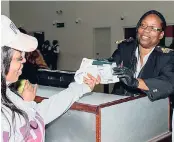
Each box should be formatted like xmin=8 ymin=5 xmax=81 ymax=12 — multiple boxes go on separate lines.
xmin=74 ymin=58 xmax=119 ymax=84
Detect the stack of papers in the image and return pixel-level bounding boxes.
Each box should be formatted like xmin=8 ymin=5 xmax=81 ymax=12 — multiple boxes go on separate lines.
xmin=74 ymin=58 xmax=119 ymax=84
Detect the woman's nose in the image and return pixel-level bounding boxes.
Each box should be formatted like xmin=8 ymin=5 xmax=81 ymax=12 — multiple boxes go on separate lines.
xmin=22 ymin=57 xmax=26 ymax=63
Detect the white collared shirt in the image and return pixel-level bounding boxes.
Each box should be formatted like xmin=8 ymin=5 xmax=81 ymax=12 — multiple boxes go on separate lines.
xmin=135 ymin=47 xmax=155 ymax=78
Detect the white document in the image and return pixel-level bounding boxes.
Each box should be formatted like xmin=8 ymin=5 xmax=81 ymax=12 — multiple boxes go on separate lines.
xmin=74 ymin=58 xmax=119 ymax=84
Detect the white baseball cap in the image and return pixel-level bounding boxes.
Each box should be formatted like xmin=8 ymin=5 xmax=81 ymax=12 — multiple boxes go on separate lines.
xmin=1 ymin=15 xmax=38 ymax=52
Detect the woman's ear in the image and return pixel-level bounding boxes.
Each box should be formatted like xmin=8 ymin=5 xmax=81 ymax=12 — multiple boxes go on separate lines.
xmin=159 ymin=31 xmax=164 ymax=39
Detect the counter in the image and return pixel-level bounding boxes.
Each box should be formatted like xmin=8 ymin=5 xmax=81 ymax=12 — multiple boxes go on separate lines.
xmin=36 ymin=85 xmax=170 ymax=142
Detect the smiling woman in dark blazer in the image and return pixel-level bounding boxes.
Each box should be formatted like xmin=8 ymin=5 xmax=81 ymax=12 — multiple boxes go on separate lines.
xmin=111 ymin=10 xmax=174 ymax=102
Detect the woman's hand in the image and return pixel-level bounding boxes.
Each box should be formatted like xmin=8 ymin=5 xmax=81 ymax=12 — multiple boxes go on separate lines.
xmin=113 ymin=66 xmax=139 ymax=88
xmin=21 ymin=80 xmax=37 ymax=101
xmin=83 ymin=73 xmax=101 ymax=90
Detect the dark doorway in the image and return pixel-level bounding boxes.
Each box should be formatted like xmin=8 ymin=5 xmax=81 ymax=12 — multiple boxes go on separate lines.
xmin=33 ymin=31 xmax=45 ymax=51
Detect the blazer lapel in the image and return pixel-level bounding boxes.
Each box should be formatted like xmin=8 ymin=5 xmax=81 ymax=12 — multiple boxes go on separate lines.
xmin=138 ymin=49 xmax=158 ymax=79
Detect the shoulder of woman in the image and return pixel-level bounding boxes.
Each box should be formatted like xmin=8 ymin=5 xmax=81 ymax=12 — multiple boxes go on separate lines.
xmin=115 ymin=37 xmax=134 ymax=45
xmin=155 ymin=46 xmax=174 ymax=54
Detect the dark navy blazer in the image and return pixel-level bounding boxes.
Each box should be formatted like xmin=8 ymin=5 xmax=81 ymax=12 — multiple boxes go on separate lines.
xmin=110 ymin=40 xmax=174 ymax=102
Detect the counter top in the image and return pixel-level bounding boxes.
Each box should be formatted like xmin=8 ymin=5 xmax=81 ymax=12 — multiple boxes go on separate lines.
xmin=36 ymin=85 xmax=145 ymax=106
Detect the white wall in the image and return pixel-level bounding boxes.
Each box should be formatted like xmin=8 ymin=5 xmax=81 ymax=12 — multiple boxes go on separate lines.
xmin=1 ymin=1 xmax=10 ymax=17
xmin=9 ymin=1 xmax=174 ymax=71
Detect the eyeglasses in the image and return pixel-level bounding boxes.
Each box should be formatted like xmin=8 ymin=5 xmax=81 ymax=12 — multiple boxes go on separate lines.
xmin=139 ymin=23 xmax=162 ymax=32
xmin=16 ymin=52 xmax=25 ymax=62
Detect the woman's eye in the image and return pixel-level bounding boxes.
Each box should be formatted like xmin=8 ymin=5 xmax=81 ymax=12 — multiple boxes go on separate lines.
xmin=17 ymin=57 xmax=23 ymax=61
xmin=141 ymin=23 xmax=146 ymax=28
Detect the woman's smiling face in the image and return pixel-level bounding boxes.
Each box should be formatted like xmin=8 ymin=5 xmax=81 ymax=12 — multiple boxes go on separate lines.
xmin=137 ymin=14 xmax=164 ymax=49
xmin=6 ymin=50 xmax=26 ymax=83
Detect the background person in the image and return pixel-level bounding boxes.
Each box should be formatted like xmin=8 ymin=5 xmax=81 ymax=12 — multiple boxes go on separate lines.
xmin=50 ymin=40 xmax=59 ymax=70
xmin=41 ymin=40 xmax=51 ymax=67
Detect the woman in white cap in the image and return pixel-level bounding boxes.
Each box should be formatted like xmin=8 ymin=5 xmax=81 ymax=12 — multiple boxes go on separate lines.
xmin=1 ymin=15 xmax=100 ymax=141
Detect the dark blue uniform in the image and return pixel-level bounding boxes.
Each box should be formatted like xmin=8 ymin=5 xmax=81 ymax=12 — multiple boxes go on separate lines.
xmin=110 ymin=39 xmax=174 ymax=102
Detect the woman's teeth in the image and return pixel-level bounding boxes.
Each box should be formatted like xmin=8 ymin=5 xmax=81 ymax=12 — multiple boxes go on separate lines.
xmin=142 ymin=36 xmax=149 ymax=40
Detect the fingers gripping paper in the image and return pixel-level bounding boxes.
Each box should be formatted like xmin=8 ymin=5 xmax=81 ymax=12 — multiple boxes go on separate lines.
xmin=74 ymin=58 xmax=119 ymax=84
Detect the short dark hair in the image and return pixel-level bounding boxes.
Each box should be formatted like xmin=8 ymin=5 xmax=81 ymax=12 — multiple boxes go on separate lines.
xmin=136 ymin=10 xmax=166 ymax=32
xmin=52 ymin=40 xmax=58 ymax=45
xmin=44 ymin=40 xmax=50 ymax=45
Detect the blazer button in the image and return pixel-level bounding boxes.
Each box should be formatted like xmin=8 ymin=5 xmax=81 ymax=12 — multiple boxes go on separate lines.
xmin=153 ymin=89 xmax=158 ymax=92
